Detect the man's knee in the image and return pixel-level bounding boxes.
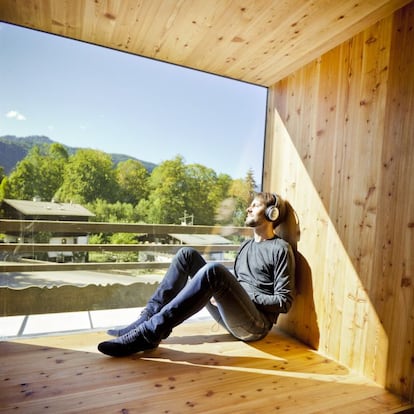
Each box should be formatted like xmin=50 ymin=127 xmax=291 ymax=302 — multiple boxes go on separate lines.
xmin=203 ymin=262 xmax=230 ymax=287
xmin=204 ymin=262 xmax=226 ymax=273
xmin=176 ymin=246 xmax=198 ymax=259
xmin=175 ymin=247 xmax=206 ymax=276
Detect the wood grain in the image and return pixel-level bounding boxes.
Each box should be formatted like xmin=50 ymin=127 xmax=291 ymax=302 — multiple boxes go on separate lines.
xmin=265 ymin=2 xmax=414 ymax=401
xmin=1 ymin=323 xmax=412 ymax=413
xmin=0 ymin=0 xmax=411 ymax=86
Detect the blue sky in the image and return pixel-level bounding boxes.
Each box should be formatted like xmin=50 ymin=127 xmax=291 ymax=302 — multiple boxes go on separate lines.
xmin=0 ymin=23 xmax=267 ymax=184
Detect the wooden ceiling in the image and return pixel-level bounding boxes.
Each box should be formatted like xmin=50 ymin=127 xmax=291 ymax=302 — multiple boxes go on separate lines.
xmin=0 ymin=0 xmax=411 ymax=86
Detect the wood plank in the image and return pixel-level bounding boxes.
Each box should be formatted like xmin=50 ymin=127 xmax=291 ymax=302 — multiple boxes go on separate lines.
xmin=0 ymin=0 xmax=411 ymax=86
xmin=265 ymin=1 xmax=414 ymax=401
xmin=0 ymin=260 xmax=234 ymax=273
xmin=0 ymin=324 xmax=411 ymax=413
xmin=0 ymin=243 xmax=240 ymax=253
xmin=0 ymin=219 xmax=252 ymax=236
xmin=377 ymin=3 xmax=414 ymax=398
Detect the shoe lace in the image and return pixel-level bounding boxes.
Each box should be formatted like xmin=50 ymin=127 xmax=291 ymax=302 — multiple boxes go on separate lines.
xmin=120 ymin=327 xmax=140 ymax=344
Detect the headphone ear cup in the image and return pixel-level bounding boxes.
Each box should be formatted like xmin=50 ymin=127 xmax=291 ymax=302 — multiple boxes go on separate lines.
xmin=266 ymin=206 xmax=279 ymax=222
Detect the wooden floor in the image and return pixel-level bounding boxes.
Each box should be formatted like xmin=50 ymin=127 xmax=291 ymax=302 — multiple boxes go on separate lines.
xmin=1 ymin=322 xmax=412 ymax=414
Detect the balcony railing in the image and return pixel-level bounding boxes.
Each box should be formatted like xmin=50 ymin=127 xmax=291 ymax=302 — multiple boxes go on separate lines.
xmin=0 ymin=219 xmax=252 ymax=316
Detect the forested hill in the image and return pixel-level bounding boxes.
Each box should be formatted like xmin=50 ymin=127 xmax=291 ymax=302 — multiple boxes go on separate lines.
xmin=0 ymin=135 xmax=157 ymax=174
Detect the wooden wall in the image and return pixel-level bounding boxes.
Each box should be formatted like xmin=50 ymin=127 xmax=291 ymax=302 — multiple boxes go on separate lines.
xmin=265 ymin=1 xmax=414 ymax=401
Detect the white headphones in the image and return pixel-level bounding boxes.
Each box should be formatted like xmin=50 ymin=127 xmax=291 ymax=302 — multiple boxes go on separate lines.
xmin=265 ymin=193 xmax=280 ymax=222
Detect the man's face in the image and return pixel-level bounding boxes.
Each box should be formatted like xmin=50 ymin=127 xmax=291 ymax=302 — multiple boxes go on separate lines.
xmin=245 ymin=197 xmax=267 ymax=227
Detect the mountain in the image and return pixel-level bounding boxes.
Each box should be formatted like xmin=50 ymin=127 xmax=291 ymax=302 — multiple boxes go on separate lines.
xmin=0 ymin=135 xmax=157 ymax=175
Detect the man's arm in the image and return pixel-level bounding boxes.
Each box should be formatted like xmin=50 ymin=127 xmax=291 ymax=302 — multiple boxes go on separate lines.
xmin=253 ymin=244 xmax=295 ymax=314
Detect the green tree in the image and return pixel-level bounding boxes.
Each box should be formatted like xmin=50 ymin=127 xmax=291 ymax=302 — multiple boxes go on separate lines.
xmin=6 ymin=145 xmax=67 ymax=201
xmin=49 ymin=142 xmax=69 ymax=161
xmin=0 ymin=176 xmax=9 ymax=201
xmin=245 ymin=168 xmax=257 ymax=195
xmin=86 ymin=199 xmax=139 ymax=223
xmin=115 ymin=159 xmax=149 ymax=204
xmin=0 ymin=166 xmax=7 ymax=201
xmin=55 ymin=149 xmax=118 ymax=204
xmin=7 ymin=146 xmax=41 ymax=199
xmin=211 ymin=173 xmax=233 ymax=224
xmin=138 ymin=156 xmax=243 ymax=225
xmin=184 ymin=163 xmax=219 ymax=225
xmin=215 ymin=173 xmax=233 ymax=200
xmin=140 ymin=155 xmax=187 ymax=224
xmin=42 ymin=143 xmax=68 ymax=200
xmin=226 ymin=169 xmax=257 ymax=226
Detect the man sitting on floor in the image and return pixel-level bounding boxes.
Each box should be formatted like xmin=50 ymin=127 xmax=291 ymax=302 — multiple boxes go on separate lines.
xmin=98 ymin=191 xmax=295 ymax=357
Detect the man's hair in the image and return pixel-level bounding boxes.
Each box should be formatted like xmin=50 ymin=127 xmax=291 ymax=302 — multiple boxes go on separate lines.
xmin=254 ymin=192 xmax=287 ymax=227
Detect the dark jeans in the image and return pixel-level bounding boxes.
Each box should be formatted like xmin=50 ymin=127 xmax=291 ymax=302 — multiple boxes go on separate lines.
xmin=139 ymin=247 xmax=273 ymax=345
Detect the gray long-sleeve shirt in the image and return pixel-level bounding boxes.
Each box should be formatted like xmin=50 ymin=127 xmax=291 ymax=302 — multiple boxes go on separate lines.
xmin=234 ymin=236 xmax=295 ymax=319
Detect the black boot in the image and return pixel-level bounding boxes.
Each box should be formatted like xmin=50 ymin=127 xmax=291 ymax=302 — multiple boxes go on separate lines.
xmin=107 ymin=309 xmax=151 ymax=337
xmin=98 ymin=326 xmax=158 ymax=357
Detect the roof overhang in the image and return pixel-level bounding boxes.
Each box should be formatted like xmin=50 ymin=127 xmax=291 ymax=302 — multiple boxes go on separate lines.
xmin=0 ymin=0 xmax=411 ymax=87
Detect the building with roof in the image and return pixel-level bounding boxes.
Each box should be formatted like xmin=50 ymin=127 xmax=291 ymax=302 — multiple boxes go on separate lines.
xmin=1 ymin=198 xmax=94 ymax=222
xmin=1 ymin=198 xmax=94 ymax=262
xmin=169 ymin=233 xmax=232 ymax=261
xmin=136 ymin=232 xmax=234 ymax=263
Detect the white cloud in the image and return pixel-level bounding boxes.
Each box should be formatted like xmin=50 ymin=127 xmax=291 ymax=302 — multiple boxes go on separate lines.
xmin=6 ymin=110 xmax=26 ymax=121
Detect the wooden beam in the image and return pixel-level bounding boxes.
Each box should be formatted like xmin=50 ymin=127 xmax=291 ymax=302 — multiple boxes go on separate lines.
xmin=0 ymin=260 xmax=235 ymax=273
xmin=0 ymin=243 xmax=240 ymax=253
xmin=0 ymin=219 xmax=252 ymax=236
